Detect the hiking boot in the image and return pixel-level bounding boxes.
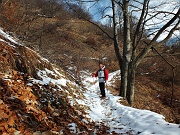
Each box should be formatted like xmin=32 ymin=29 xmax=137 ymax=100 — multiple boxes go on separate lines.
xmin=101 ymin=96 xmax=106 ymax=99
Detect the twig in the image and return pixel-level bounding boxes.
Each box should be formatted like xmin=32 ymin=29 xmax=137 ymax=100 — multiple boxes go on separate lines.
xmin=151 ymin=47 xmax=175 ymax=107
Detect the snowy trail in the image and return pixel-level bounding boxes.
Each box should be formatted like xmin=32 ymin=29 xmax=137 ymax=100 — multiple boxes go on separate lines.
xmin=77 ymin=71 xmax=180 ymax=135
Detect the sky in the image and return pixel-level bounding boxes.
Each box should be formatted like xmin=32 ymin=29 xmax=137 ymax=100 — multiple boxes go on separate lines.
xmin=81 ymin=0 xmax=180 ymax=41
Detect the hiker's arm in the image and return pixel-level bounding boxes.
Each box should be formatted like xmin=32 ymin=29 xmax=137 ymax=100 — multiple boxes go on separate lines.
xmin=105 ymin=69 xmax=108 ymax=81
xmin=92 ymin=71 xmax=98 ymax=77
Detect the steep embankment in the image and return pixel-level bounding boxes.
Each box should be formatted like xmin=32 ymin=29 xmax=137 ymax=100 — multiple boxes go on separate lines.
xmin=0 ymin=29 xmax=53 ymax=78
xmin=0 ymin=28 xmax=109 ymax=134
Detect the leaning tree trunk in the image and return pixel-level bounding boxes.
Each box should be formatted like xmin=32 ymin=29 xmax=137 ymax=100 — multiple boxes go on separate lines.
xmin=111 ymin=0 xmax=124 ymax=96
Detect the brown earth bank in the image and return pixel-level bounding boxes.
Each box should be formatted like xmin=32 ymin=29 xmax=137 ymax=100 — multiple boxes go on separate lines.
xmin=0 ymin=36 xmax=113 ymax=134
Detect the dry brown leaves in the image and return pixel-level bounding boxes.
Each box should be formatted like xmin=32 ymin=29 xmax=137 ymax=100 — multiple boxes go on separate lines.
xmin=0 ymin=70 xmax=111 ymax=134
xmin=0 ymin=36 xmax=111 ymax=134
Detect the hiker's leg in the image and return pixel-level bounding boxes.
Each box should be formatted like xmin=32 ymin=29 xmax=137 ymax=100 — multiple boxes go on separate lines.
xmin=99 ymin=83 xmax=103 ymax=96
xmin=102 ymin=82 xmax=105 ymax=97
xmin=99 ymin=82 xmax=105 ymax=97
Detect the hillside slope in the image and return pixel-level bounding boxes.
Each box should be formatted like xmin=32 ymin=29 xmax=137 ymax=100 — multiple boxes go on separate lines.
xmin=0 ymin=28 xmax=109 ymax=134
xmin=0 ymin=0 xmax=115 ymax=74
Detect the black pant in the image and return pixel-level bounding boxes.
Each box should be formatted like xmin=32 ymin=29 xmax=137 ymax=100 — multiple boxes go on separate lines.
xmin=99 ymin=82 xmax=105 ymax=97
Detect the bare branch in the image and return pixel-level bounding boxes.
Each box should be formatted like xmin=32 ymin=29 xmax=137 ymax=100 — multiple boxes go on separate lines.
xmin=65 ymin=1 xmax=114 ymax=40
xmin=114 ymin=0 xmax=123 ymax=8
xmin=103 ymin=14 xmax=113 ymax=19
xmin=157 ymin=19 xmax=180 ymax=46
xmin=135 ymin=8 xmax=180 ymax=66
xmin=151 ymin=47 xmax=175 ymax=68
xmin=145 ymin=53 xmax=180 ymax=58
xmin=151 ymin=8 xmax=180 ymax=43
xmin=86 ymin=20 xmax=114 ymax=40
xmin=132 ymin=0 xmax=149 ymax=49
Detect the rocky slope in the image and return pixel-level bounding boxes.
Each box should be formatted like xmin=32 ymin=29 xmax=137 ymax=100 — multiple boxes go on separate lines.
xmin=0 ymin=28 xmax=109 ymax=134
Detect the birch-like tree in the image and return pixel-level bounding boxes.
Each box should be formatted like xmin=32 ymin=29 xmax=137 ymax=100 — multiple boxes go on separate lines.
xmin=114 ymin=0 xmax=180 ymax=105
xmin=67 ymin=0 xmax=180 ymax=105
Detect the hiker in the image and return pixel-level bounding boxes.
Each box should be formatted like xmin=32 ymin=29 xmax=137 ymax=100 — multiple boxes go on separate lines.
xmin=92 ymin=63 xmax=108 ymax=98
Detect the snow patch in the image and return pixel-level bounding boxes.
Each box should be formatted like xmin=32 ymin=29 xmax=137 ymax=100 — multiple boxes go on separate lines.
xmin=0 ymin=28 xmax=22 ymax=46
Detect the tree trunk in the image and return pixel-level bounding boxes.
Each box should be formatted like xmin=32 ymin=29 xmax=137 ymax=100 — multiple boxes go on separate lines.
xmin=111 ymin=0 xmax=123 ymax=96
xmin=120 ymin=0 xmax=131 ymax=97
xmin=120 ymin=61 xmax=128 ymax=97
xmin=127 ymin=61 xmax=136 ymax=106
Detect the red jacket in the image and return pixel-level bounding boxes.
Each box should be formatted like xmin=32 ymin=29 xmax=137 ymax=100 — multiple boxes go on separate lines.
xmin=92 ymin=68 xmax=108 ymax=81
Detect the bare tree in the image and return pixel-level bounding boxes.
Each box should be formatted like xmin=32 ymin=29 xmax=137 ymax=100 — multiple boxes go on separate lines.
xmin=65 ymin=0 xmax=180 ymax=105
xmin=108 ymin=0 xmax=180 ymax=105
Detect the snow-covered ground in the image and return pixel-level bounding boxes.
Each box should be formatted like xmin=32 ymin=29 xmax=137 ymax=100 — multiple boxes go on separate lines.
xmin=28 ymin=64 xmax=180 ymax=135
xmin=77 ymin=71 xmax=180 ymax=135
